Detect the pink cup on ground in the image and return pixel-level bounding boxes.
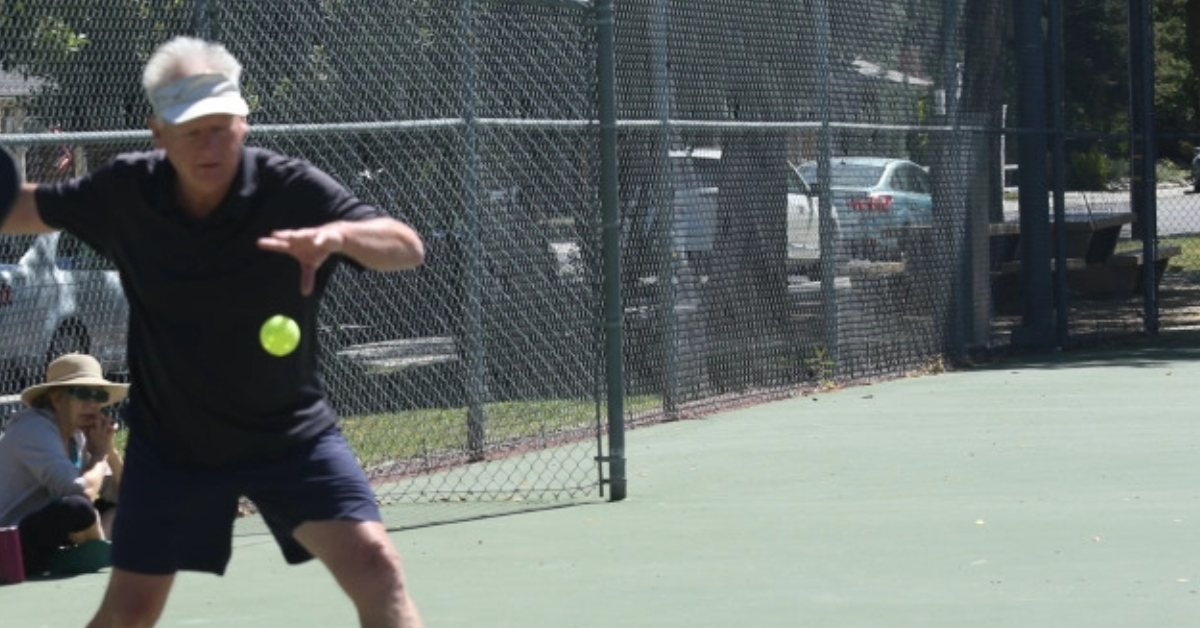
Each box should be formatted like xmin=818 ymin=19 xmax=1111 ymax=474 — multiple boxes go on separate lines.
xmin=0 ymin=526 xmax=25 ymax=584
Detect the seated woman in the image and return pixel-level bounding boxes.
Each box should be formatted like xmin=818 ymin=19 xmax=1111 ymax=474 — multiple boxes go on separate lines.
xmin=0 ymin=353 xmax=128 ymax=577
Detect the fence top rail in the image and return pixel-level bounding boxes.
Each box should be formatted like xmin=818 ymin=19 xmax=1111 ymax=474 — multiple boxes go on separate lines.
xmin=0 ymin=117 xmax=1030 ymax=148
xmin=499 ymin=0 xmax=593 ymax=10
xmin=0 ymin=118 xmax=605 ymax=147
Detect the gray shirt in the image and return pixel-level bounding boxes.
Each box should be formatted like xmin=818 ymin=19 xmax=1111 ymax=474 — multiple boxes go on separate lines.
xmin=0 ymin=408 xmax=90 ymax=527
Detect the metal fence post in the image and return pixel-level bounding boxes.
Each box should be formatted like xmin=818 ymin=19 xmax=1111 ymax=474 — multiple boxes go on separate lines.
xmin=815 ymin=0 xmax=839 ymax=369
xmin=461 ymin=0 xmax=487 ymax=460
xmin=1130 ymin=0 xmax=1159 ymax=334
xmin=1049 ymin=0 xmax=1069 ymax=348
xmin=650 ymin=0 xmax=680 ymax=418
xmin=193 ymin=0 xmax=211 ymax=39
xmin=596 ymin=0 xmax=626 ymax=501
xmin=1012 ymin=0 xmax=1054 ymax=348
xmin=939 ymin=0 xmax=972 ymax=359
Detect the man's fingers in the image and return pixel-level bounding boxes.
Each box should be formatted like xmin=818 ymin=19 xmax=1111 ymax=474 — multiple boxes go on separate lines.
xmin=300 ymin=264 xmax=316 ymax=296
xmin=256 ymin=235 xmax=289 ymax=252
xmin=257 ymin=229 xmax=335 ymax=256
xmin=257 ymin=230 xmax=331 ymax=296
xmin=312 ymin=229 xmax=331 ymax=249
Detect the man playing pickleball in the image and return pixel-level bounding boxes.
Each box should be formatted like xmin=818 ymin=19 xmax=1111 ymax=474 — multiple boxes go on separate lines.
xmin=1 ymin=36 xmax=426 ymax=628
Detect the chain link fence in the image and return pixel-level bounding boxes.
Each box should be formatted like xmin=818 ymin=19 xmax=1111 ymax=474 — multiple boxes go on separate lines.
xmin=0 ymin=0 xmax=1195 ymax=526
xmin=614 ymin=0 xmax=992 ymax=420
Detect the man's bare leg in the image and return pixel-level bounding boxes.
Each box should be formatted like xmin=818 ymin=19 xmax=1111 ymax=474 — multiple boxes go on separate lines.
xmin=85 ymin=569 xmax=175 ymax=628
xmin=294 ymin=520 xmax=425 ymax=628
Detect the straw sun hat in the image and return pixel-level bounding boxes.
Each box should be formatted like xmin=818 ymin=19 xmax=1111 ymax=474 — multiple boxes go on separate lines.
xmin=20 ymin=353 xmax=129 ymax=407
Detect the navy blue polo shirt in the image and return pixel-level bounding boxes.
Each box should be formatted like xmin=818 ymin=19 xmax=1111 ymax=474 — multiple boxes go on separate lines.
xmin=35 ymin=147 xmax=384 ymax=467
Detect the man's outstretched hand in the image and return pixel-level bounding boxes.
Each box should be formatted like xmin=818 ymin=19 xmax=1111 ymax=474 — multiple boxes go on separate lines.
xmin=257 ymin=224 xmax=345 ymax=296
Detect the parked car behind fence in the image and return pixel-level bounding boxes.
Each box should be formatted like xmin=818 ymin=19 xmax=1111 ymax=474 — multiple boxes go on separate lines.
xmin=622 ymin=149 xmax=930 ymax=281
xmin=0 ymin=232 xmax=129 ymax=392
xmin=791 ymin=156 xmax=933 ymax=260
xmin=787 ymin=160 xmax=842 ymax=276
xmin=620 ymin=146 xmax=720 ymax=291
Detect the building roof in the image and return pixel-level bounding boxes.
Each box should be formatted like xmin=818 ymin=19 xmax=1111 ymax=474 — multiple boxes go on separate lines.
xmin=851 ymin=57 xmax=933 ymax=89
xmin=0 ymin=69 xmax=47 ymax=98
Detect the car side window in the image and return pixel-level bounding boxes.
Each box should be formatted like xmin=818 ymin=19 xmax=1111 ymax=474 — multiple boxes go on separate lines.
xmin=58 ymin=232 xmax=114 ymax=271
xmin=912 ymin=167 xmax=931 ymax=194
xmin=894 ymin=165 xmax=926 ymax=194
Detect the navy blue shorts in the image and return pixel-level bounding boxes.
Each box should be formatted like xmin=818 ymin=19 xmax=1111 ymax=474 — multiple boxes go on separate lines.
xmin=111 ymin=425 xmax=381 ymax=575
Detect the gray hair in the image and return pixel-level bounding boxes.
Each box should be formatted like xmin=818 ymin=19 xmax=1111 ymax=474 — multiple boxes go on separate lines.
xmin=142 ymin=36 xmax=243 ymax=100
xmin=30 ymin=388 xmax=57 ymax=410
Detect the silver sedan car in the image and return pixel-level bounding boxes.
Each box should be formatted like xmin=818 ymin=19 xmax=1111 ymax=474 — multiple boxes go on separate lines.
xmin=789 ymin=157 xmax=933 ymax=263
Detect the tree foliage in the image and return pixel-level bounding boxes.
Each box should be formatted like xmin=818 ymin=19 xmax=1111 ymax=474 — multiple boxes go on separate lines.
xmin=1061 ymin=0 xmax=1129 ymax=135
xmin=1154 ymin=0 xmax=1200 ymax=157
xmin=0 ymin=1 xmax=192 ymax=131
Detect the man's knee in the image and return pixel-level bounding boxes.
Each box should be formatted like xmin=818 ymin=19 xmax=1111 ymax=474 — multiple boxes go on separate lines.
xmin=309 ymin=523 xmax=406 ymax=594
xmin=349 ymin=535 xmax=405 ymax=588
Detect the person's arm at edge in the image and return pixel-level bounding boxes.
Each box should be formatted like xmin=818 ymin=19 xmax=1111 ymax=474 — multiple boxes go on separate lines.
xmin=4 ymin=183 xmax=55 ymax=235
xmin=102 ymin=439 xmax=123 ymax=497
xmin=328 ymin=217 xmax=424 ymax=272
xmin=76 ymin=455 xmax=108 ymax=502
xmin=14 ymin=421 xmax=107 ymax=502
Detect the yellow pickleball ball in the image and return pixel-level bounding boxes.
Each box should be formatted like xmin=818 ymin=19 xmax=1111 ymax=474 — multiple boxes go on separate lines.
xmin=260 ymin=315 xmax=300 ymax=357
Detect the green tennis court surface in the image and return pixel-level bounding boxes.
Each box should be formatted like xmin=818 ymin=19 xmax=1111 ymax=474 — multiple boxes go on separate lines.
xmin=7 ymin=338 xmax=1200 ymax=627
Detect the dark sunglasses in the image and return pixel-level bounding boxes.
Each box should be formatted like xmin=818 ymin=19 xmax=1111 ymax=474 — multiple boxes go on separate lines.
xmin=64 ymin=386 xmax=110 ymax=404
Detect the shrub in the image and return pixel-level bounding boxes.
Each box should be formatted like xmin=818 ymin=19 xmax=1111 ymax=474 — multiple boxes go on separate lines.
xmin=1066 ymin=146 xmax=1109 ymax=191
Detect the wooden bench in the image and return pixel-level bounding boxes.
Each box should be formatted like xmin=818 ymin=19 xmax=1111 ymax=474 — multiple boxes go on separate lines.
xmin=847 ymin=260 xmax=909 ymax=320
xmin=992 ymin=257 xmax=1085 ymax=314
xmin=989 ymin=213 xmax=1148 ymax=313
xmin=847 ymin=259 xmax=907 ymax=276
xmin=1109 ymin=244 xmax=1182 ymax=292
xmin=989 ymin=212 xmax=1136 ymax=269
xmin=992 ymin=244 xmax=1180 ymax=314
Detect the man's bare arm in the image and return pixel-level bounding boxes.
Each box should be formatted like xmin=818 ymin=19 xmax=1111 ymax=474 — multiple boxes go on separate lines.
xmin=257 ymin=217 xmax=425 ymax=296
xmin=333 ymin=217 xmax=425 ymax=272
xmin=4 ymin=183 xmax=55 ymax=234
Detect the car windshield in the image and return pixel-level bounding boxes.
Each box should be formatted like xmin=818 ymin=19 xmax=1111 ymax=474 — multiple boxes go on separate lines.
xmin=668 ymin=150 xmax=721 ymax=190
xmin=689 ymin=157 xmax=721 ymax=189
xmin=795 ymin=162 xmax=886 ymax=189
xmin=787 ymin=167 xmax=809 ymax=195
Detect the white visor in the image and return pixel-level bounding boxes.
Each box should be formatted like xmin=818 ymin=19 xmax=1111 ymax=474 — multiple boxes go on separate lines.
xmin=150 ymin=73 xmax=249 ymax=125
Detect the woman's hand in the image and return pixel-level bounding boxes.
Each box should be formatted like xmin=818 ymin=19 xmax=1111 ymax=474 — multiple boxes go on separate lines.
xmin=85 ymin=417 xmax=118 ymax=460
